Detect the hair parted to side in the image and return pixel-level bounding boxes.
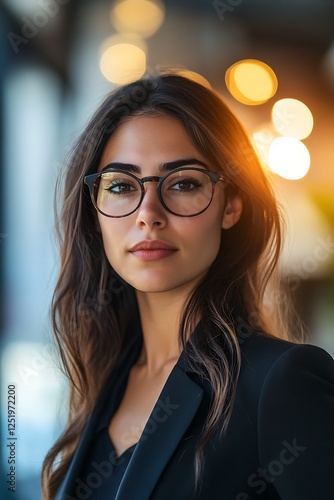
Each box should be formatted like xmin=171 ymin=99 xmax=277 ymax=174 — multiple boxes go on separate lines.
xmin=42 ymin=70 xmax=303 ymax=498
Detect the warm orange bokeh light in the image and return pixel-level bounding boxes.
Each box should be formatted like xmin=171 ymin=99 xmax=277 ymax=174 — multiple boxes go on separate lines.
xmin=100 ymin=35 xmax=147 ymax=84
xmin=111 ymin=0 xmax=165 ymax=38
xmin=225 ymin=59 xmax=278 ymax=105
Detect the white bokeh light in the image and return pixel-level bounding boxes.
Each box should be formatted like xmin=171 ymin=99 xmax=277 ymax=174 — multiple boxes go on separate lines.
xmin=272 ymin=98 xmax=314 ymax=139
xmin=268 ymin=137 xmax=311 ymax=180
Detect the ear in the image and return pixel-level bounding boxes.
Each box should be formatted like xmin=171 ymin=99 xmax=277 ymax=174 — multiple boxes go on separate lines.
xmin=222 ymin=194 xmax=243 ymax=229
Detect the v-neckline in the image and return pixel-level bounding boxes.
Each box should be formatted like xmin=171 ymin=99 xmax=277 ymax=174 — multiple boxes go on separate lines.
xmin=104 ymin=426 xmax=138 ymax=461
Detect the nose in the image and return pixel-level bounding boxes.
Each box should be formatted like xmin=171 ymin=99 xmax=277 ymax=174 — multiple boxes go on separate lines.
xmin=135 ymin=181 xmax=167 ymax=229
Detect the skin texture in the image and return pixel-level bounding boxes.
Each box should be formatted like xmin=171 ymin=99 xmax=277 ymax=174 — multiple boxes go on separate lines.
xmin=97 ymin=115 xmax=242 ymax=299
xmin=96 ymin=115 xmax=243 ymax=456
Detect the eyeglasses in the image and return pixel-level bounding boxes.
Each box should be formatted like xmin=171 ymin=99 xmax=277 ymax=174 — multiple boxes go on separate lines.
xmin=84 ymin=166 xmax=228 ymax=218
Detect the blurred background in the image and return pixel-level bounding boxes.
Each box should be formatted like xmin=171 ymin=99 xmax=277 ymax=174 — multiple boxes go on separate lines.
xmin=1 ymin=0 xmax=334 ymax=498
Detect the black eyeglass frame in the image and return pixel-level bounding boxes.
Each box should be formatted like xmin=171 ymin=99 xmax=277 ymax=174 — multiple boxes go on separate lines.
xmin=84 ymin=166 xmax=228 ymax=218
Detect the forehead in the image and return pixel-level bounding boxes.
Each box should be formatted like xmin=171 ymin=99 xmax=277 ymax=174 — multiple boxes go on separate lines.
xmin=99 ymin=114 xmax=207 ymax=170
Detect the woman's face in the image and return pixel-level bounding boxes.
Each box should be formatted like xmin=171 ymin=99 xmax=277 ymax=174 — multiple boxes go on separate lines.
xmin=97 ymin=114 xmax=241 ymax=296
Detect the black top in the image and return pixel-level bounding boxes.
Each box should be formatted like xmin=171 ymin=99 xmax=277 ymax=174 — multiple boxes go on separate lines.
xmin=78 ymin=427 xmax=136 ymax=499
xmin=77 ymin=364 xmax=138 ymax=499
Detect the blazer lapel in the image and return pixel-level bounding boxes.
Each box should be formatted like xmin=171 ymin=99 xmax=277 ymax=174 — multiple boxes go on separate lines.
xmin=55 ymin=328 xmax=142 ymax=500
xmin=116 ymin=364 xmax=204 ymax=500
xmin=56 ymin=321 xmax=204 ymax=500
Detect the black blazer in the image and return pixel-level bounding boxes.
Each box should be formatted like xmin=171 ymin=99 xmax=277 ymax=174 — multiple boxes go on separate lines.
xmin=55 ymin=327 xmax=334 ymax=500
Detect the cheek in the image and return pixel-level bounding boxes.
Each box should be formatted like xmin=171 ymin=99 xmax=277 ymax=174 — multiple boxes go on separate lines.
xmin=97 ymin=217 xmax=123 ymax=266
xmin=183 ymin=213 xmax=223 ymax=261
xmin=202 ymin=223 xmax=222 ymax=263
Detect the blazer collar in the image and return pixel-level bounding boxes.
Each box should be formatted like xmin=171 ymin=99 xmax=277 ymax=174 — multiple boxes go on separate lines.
xmin=116 ymin=363 xmax=203 ymax=499
xmin=56 ymin=322 xmax=204 ymax=500
xmin=116 ymin=325 xmax=205 ymax=499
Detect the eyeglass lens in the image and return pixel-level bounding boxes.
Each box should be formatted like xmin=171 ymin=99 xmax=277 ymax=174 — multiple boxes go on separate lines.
xmin=94 ymin=169 xmax=214 ymax=217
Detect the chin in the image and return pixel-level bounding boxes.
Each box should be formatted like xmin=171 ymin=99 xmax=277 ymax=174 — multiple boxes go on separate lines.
xmin=133 ymin=283 xmax=178 ymax=294
xmin=119 ymin=270 xmax=208 ymax=296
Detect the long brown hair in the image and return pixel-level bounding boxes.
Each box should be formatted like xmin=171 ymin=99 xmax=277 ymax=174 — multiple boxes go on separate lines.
xmin=42 ymin=72 xmax=302 ymax=497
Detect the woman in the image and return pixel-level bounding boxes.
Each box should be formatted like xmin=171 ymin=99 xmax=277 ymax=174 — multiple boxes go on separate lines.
xmin=42 ymin=72 xmax=334 ymax=499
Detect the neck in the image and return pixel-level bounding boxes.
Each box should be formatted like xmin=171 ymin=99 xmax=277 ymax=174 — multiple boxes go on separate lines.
xmin=135 ymin=289 xmax=190 ymax=373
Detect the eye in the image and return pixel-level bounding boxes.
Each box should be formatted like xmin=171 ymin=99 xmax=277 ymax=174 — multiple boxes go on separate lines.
xmin=104 ymin=180 xmax=138 ymax=195
xmin=169 ymin=178 xmax=202 ymax=192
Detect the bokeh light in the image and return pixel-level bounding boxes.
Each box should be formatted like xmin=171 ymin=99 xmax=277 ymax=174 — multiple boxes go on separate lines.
xmin=272 ymin=98 xmax=314 ymax=139
xmin=268 ymin=137 xmax=311 ymax=179
xmin=252 ymin=127 xmax=278 ymax=166
xmin=100 ymin=34 xmax=147 ymax=84
xmin=225 ymin=59 xmax=278 ymax=105
xmin=111 ymin=0 xmax=165 ymax=38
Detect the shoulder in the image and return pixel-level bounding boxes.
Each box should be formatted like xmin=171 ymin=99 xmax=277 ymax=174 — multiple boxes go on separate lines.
xmin=253 ymin=335 xmax=334 ymax=408
xmin=237 ymin=331 xmax=334 ymax=407
xmin=239 ymin=330 xmax=334 ymax=379
xmin=242 ymin=335 xmax=334 ymax=498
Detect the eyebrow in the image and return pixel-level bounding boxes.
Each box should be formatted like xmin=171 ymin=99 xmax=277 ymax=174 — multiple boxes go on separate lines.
xmin=101 ymin=158 xmax=209 ymax=174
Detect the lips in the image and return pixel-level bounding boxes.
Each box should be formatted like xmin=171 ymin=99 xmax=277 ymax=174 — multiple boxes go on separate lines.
xmin=129 ymin=240 xmax=177 ymax=251
xmin=129 ymin=240 xmax=178 ymax=261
